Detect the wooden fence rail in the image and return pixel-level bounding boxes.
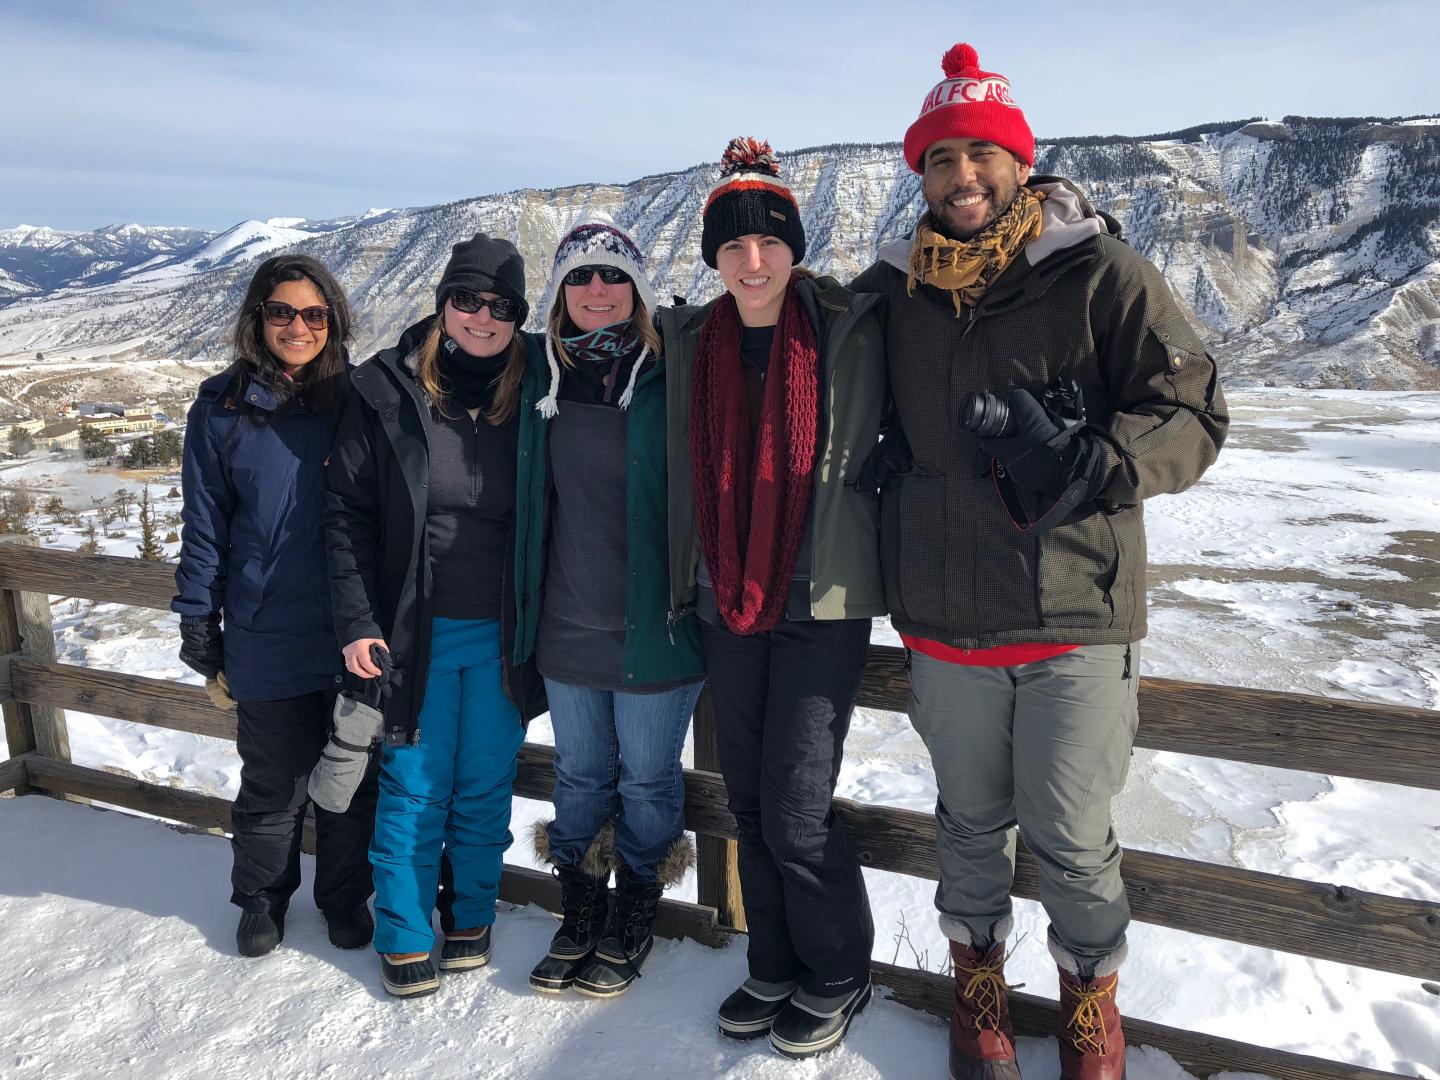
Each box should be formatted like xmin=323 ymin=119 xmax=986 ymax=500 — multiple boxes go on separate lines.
xmin=5 ymin=544 xmax=1436 ymax=789
xmin=0 ymin=543 xmax=1435 ymax=1080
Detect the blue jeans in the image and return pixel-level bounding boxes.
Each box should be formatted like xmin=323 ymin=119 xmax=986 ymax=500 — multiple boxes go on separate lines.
xmin=544 ymin=678 xmax=702 ymax=879
xmin=370 ymin=618 xmax=523 ymax=955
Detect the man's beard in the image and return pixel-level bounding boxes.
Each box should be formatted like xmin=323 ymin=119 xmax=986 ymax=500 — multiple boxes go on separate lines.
xmin=925 ymin=184 xmax=1019 ymax=242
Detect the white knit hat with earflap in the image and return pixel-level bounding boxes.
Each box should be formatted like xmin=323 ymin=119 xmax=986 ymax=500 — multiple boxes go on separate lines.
xmin=536 ymin=219 xmax=658 ymax=417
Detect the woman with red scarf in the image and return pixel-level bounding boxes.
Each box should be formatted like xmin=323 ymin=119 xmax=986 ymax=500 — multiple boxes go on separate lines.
xmin=659 ymin=138 xmax=887 ymax=1060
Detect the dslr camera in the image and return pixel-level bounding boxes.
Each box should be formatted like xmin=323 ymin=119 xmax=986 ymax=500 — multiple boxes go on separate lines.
xmin=958 ymin=374 xmax=1087 ymax=438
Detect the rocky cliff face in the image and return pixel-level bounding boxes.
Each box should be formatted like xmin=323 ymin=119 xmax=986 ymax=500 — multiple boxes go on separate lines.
xmin=0 ymin=115 xmax=1435 ymax=401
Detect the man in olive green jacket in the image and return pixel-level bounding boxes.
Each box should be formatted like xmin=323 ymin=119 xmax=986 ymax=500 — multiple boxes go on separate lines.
xmin=850 ymin=43 xmax=1228 ymax=1080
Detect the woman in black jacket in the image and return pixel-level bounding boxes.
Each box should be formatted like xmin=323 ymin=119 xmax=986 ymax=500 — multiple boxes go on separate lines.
xmin=173 ymin=254 xmax=377 ymax=958
xmin=326 ymin=232 xmax=545 ymax=998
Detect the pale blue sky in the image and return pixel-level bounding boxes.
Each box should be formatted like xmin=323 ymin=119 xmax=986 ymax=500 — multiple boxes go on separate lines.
xmin=3 ymin=0 xmax=1435 ymax=230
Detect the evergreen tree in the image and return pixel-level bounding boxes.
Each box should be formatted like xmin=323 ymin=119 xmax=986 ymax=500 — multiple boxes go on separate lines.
xmin=0 ymin=485 xmax=32 ymax=536
xmin=124 ymin=437 xmax=156 ymax=469
xmin=8 ymin=427 xmax=35 ymax=456
xmin=153 ymin=429 xmax=184 ymax=466
xmin=113 ymin=487 xmax=135 ymax=522
xmin=136 ymin=486 xmax=165 ymax=561
xmin=80 ymin=427 xmax=109 ymax=461
xmin=77 ymin=518 xmax=102 ymax=555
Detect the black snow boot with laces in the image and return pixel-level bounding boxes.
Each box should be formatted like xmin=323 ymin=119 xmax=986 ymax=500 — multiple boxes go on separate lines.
xmin=572 ymin=863 xmax=663 ymax=998
xmin=530 ymin=865 xmax=611 ymax=993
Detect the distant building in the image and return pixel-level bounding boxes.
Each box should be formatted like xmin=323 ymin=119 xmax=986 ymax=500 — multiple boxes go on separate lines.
xmin=33 ymin=421 xmax=81 ymax=451
xmin=0 ymin=417 xmax=45 ymax=439
xmin=77 ymin=413 xmax=159 ymax=435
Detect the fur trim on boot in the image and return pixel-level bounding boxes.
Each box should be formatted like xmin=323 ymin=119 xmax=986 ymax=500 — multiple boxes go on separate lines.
xmin=1048 ymin=933 xmax=1127 ymax=980
xmin=654 ymin=834 xmax=696 ymax=888
xmin=531 ymin=819 xmax=616 ymax=879
xmin=939 ymin=912 xmax=1014 ymax=948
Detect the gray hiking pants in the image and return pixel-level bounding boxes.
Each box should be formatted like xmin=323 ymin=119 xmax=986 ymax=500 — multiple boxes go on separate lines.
xmin=907 ymin=643 xmax=1138 ymax=975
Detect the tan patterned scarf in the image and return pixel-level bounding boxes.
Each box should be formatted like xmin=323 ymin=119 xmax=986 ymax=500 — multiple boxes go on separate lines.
xmin=907 ymin=187 xmax=1045 ymax=314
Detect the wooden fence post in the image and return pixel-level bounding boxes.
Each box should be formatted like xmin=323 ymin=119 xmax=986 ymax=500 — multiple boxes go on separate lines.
xmin=0 ymin=541 xmax=73 ymax=798
xmin=692 ymin=687 xmax=745 ymax=930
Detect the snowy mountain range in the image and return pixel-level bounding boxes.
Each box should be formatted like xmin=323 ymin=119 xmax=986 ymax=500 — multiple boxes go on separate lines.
xmin=1 ymin=115 xmax=1436 ymax=392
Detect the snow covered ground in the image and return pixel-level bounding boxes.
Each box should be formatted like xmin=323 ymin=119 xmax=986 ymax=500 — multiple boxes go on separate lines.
xmin=2 ymin=389 xmax=1439 ymax=1079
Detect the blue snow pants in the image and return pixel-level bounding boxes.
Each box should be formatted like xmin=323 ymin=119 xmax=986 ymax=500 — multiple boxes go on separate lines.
xmin=370 ymin=618 xmax=523 ymax=955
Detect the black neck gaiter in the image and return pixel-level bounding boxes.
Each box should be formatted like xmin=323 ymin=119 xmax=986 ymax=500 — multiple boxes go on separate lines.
xmin=438 ymin=334 xmax=508 ymax=409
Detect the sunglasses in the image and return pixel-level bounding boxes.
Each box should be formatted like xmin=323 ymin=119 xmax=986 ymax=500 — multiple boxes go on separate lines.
xmin=562 ymin=265 xmax=632 ymax=288
xmin=448 ymin=290 xmax=521 ymax=322
xmin=260 ymin=301 xmax=330 ymax=330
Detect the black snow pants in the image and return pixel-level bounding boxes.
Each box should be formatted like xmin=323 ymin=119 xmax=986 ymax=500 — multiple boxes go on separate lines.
xmin=231 ymin=691 xmax=378 ymax=915
xmin=700 ymin=617 xmax=875 ymax=996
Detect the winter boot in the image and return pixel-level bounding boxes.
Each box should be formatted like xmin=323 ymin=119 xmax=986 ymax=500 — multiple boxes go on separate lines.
xmin=716 ymin=978 xmax=798 ymax=1040
xmin=440 ymin=926 xmax=493 ymax=972
xmin=236 ymin=909 xmax=284 ymax=957
xmin=1057 ymin=967 xmax=1126 ymax=1080
xmin=947 ymin=939 xmax=1020 ymax=1080
xmin=529 ymin=821 xmax=615 ymax=993
xmin=381 ymin=953 xmax=440 ymax=998
xmin=324 ymin=904 xmax=374 ymax=950
xmin=768 ymin=979 xmax=872 ymax=1058
xmin=572 ymin=863 xmax=663 ymax=998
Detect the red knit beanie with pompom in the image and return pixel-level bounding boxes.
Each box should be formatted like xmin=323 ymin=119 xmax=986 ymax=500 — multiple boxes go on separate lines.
xmin=903 ymin=43 xmax=1034 ymax=173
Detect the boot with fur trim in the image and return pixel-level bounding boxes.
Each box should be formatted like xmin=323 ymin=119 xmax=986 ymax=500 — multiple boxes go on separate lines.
xmin=653 ymin=832 xmax=695 ymax=887
xmin=530 ymin=818 xmax=616 ymax=879
xmin=1052 ymin=938 xmax=1127 ymax=1080
xmin=942 ymin=915 xmax=1019 ymax=1080
xmin=529 ymin=820 xmax=615 ymax=993
xmin=571 ymin=835 xmax=691 ymax=998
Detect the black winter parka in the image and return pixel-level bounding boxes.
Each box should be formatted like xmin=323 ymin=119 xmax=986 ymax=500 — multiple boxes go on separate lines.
xmin=325 ymin=316 xmax=546 ymax=745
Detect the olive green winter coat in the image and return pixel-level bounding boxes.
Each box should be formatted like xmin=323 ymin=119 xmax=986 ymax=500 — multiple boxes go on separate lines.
xmin=850 ymin=177 xmax=1229 ymax=647
xmin=659 ymin=275 xmax=888 ymax=624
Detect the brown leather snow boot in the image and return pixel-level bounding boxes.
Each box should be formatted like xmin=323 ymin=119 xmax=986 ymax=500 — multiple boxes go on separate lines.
xmin=1057 ymin=967 xmax=1126 ymax=1080
xmin=947 ymin=940 xmax=1021 ymax=1080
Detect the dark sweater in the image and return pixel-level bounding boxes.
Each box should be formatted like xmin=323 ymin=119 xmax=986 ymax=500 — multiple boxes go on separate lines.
xmin=740 ymin=324 xmax=773 ymax=431
xmin=537 ymin=353 xmax=696 ymax=692
xmin=426 ymin=404 xmax=516 ymax=620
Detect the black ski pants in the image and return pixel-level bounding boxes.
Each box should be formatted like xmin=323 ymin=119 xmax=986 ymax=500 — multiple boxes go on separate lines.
xmin=701 ymin=617 xmax=875 ymax=996
xmin=232 ymin=691 xmax=378 ymax=915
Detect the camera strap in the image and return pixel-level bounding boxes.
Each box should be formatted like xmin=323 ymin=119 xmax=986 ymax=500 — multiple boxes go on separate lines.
xmin=990 ymin=419 xmax=1104 ymax=535
xmin=993 ymin=465 xmax=1092 ymax=535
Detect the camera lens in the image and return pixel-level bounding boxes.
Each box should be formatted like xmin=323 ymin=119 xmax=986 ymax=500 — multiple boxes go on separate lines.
xmin=958 ymin=391 xmax=1014 ymax=440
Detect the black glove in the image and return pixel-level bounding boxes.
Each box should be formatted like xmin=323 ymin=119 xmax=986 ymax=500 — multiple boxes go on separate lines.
xmin=370 ymin=644 xmax=404 ymax=700
xmin=980 ymin=389 xmax=1101 ymax=497
xmin=179 ymin=615 xmax=224 ymax=679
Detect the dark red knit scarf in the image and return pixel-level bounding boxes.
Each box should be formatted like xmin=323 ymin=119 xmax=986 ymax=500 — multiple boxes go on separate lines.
xmin=691 ymin=281 xmax=819 ymax=635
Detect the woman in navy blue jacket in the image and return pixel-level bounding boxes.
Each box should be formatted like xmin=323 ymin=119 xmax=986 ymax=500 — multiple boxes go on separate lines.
xmin=173 ymin=254 xmax=377 ymax=959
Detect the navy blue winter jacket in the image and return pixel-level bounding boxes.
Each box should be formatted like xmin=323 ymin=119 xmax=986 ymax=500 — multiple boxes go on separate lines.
xmin=172 ymin=367 xmax=345 ymax=702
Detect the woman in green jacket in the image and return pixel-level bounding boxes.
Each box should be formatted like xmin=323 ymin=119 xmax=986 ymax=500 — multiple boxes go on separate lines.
xmin=658 ymin=139 xmax=886 ymax=1059
xmin=515 ymin=220 xmax=704 ymax=999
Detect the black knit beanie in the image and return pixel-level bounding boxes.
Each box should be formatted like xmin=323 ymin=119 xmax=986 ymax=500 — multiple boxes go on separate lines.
xmin=435 ymin=232 xmax=529 ymax=325
xmin=700 ymin=137 xmax=806 ymax=269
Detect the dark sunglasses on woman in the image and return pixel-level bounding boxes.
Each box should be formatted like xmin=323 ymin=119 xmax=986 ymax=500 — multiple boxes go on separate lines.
xmin=562 ymin=265 xmax=632 ymax=288
xmin=449 ymin=290 xmax=521 ymax=322
xmin=260 ymin=301 xmax=330 ymax=330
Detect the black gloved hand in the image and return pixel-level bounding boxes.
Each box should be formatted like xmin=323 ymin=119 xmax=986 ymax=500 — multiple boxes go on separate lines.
xmin=980 ymin=389 xmax=1087 ymax=495
xmin=369 ymin=644 xmax=404 ymax=700
xmin=179 ymin=615 xmax=224 ymax=679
